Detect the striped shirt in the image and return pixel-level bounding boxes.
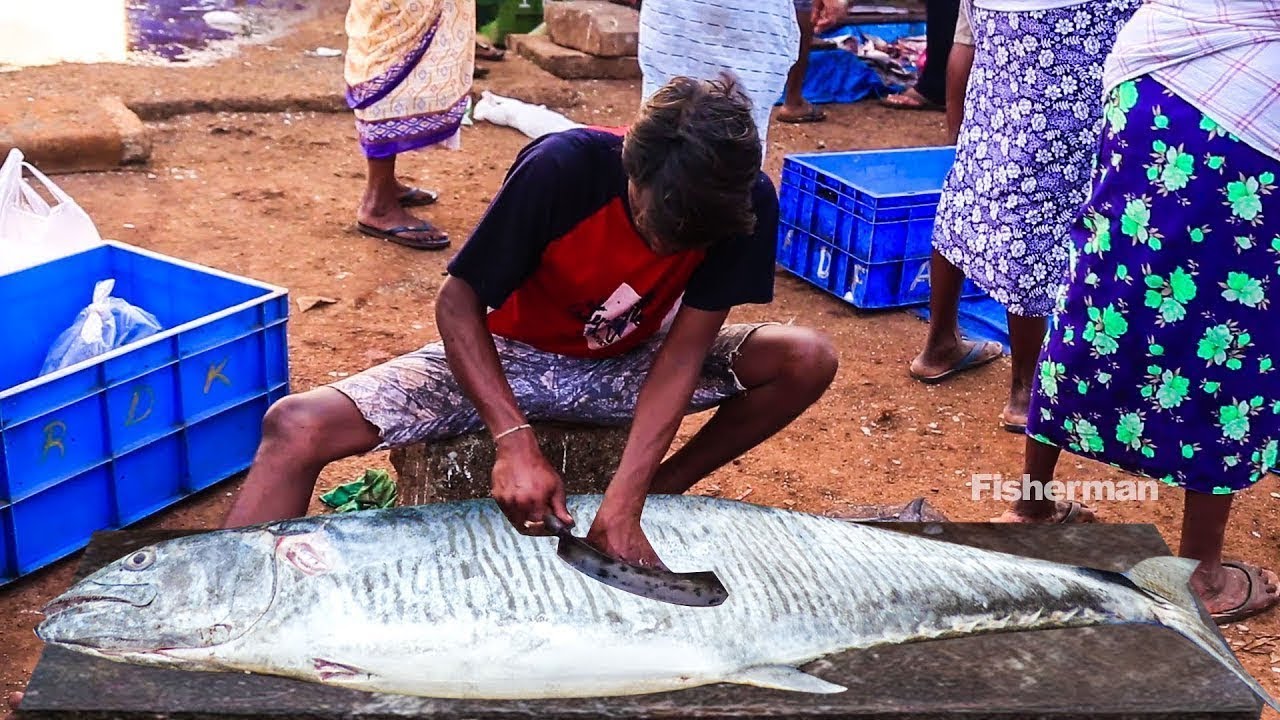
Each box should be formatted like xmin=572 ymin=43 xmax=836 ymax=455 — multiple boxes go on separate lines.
xmin=637 ymin=0 xmax=800 ymax=160
xmin=1103 ymin=0 xmax=1280 ymax=161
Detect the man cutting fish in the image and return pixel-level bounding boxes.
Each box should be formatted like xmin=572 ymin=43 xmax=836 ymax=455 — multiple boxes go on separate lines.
xmin=222 ymin=74 xmax=839 ymax=569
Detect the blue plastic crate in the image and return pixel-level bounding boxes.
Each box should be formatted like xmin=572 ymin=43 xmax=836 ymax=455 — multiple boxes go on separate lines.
xmin=0 ymin=241 xmax=289 ymax=585
xmin=778 ymin=221 xmax=986 ymax=309
xmin=779 ymin=146 xmax=956 ymax=265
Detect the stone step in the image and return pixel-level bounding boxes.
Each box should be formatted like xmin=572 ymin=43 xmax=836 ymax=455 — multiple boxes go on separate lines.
xmin=506 ymin=33 xmax=640 ymax=80
xmin=545 ymin=0 xmax=639 ymax=58
xmin=0 ymin=95 xmax=151 ymax=174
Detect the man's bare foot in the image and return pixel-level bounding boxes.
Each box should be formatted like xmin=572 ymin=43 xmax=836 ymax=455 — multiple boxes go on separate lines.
xmin=6 ymin=692 xmax=23 ymax=720
xmin=991 ymin=500 xmax=1097 ymax=524
xmin=1197 ymin=560 xmax=1280 ymax=623
xmin=910 ymin=339 xmax=1002 ymax=384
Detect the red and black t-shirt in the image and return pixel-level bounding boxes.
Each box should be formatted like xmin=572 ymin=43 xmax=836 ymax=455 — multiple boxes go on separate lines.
xmin=445 ymin=128 xmax=778 ymax=359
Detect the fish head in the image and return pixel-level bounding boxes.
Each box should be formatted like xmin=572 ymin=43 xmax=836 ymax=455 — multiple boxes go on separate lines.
xmin=35 ymin=527 xmax=279 ymax=666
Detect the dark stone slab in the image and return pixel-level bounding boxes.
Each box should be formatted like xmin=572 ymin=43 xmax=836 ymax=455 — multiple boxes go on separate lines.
xmin=18 ymin=522 xmax=1261 ymax=720
xmin=389 ymin=422 xmax=631 ymax=505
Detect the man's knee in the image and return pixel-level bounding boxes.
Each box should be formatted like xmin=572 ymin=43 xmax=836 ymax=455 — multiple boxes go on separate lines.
xmin=261 ymin=389 xmax=376 ymax=462
xmin=774 ymin=326 xmax=839 ymax=394
xmin=736 ymin=324 xmax=838 ymax=396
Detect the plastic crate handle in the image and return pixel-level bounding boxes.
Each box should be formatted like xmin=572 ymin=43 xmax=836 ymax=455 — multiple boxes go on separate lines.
xmin=816 ymin=186 xmax=838 ymax=204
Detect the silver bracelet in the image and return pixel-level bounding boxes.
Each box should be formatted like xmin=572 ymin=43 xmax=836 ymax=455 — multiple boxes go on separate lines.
xmin=493 ymin=423 xmax=532 ymax=442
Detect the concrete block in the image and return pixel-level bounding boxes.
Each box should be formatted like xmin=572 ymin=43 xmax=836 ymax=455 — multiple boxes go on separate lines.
xmin=506 ymin=33 xmax=640 ymax=80
xmin=0 ymin=96 xmax=151 ymax=174
xmin=545 ymin=0 xmax=639 ymax=58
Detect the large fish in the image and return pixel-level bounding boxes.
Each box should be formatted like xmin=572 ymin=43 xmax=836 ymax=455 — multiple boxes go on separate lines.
xmin=35 ymin=495 xmax=1279 ymax=709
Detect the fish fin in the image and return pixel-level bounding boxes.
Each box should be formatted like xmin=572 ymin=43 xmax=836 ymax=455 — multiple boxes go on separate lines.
xmin=313 ymin=658 xmax=372 ymax=682
xmin=1124 ymin=557 xmax=1280 ymax=713
xmin=277 ymin=534 xmax=338 ymax=576
xmin=725 ymin=665 xmax=846 ymax=694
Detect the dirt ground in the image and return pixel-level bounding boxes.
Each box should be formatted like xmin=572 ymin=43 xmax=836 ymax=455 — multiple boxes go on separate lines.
xmin=2 ymin=1 xmax=1279 ymax=713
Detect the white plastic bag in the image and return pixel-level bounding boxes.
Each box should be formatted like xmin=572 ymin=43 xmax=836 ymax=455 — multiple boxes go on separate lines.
xmin=0 ymin=147 xmax=104 ymax=275
xmin=40 ymin=278 xmax=163 ymax=375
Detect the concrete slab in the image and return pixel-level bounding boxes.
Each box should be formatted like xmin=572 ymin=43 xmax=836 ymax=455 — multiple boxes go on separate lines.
xmin=506 ymin=33 xmax=640 ymax=80
xmin=0 ymin=96 xmax=151 ymax=174
xmin=16 ymin=522 xmax=1262 ymax=719
xmin=545 ymin=1 xmax=639 ymax=58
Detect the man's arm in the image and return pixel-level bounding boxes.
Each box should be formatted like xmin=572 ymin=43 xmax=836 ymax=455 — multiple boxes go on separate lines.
xmin=436 ymin=278 xmax=572 ymax=532
xmin=437 ymin=131 xmax=601 ymax=534
xmin=945 ymin=3 xmax=975 ymax=143
xmin=585 ymin=174 xmax=779 ymax=566
xmin=586 ymin=305 xmax=728 ymax=567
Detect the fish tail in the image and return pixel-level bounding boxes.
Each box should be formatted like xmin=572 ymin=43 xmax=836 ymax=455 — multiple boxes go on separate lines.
xmin=1123 ymin=556 xmax=1280 ymax=713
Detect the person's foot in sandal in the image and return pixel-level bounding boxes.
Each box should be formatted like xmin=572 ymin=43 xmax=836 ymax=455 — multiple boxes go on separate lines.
xmin=476 ymin=38 xmax=505 ymax=61
xmin=357 ymin=199 xmax=449 ymax=250
xmin=880 ymin=86 xmax=944 ymax=111
xmin=778 ymin=101 xmax=827 ymax=124
xmin=1196 ymin=559 xmax=1280 ymax=624
xmin=909 ymin=338 xmax=1003 ymax=384
xmin=395 ymin=181 xmax=438 ymax=207
xmin=1000 ymin=384 xmax=1032 ymax=433
xmin=991 ymin=499 xmax=1098 ymax=524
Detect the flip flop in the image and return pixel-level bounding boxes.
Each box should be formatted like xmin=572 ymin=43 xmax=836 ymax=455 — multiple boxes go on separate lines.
xmin=910 ymin=340 xmax=1003 ymax=384
xmin=1211 ymin=560 xmax=1280 ymax=625
xmin=356 ymin=221 xmax=450 ymax=250
xmin=880 ymin=92 xmax=944 ymax=112
xmin=1001 ymin=409 xmax=1028 ymax=434
xmin=476 ymin=39 xmax=506 ymax=61
xmin=398 ymin=187 xmax=438 ymax=207
xmin=778 ymin=106 xmax=827 ymax=124
xmin=1055 ymin=500 xmax=1095 ymax=524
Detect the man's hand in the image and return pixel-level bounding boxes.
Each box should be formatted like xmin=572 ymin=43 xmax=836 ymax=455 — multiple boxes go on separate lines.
xmin=586 ymin=504 xmax=666 ymax=569
xmin=812 ymin=0 xmax=849 ymax=34
xmin=490 ymin=430 xmax=573 ymax=535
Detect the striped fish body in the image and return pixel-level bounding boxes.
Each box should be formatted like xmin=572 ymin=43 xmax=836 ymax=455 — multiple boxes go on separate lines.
xmin=35 ymin=495 xmax=1279 ymax=710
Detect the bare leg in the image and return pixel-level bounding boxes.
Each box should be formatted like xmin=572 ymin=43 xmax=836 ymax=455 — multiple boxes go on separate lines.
xmin=649 ymin=325 xmax=839 ymax=494
xmin=1182 ymin=491 xmax=1280 ymax=619
xmin=989 ymin=436 xmax=1097 ymax=523
xmin=221 ymin=388 xmax=382 ymax=528
xmin=778 ymin=7 xmax=825 ymax=123
xmin=1003 ymin=312 xmax=1047 ymax=430
xmin=356 ymin=155 xmax=450 ymax=249
xmin=910 ymin=250 xmax=1002 ymax=380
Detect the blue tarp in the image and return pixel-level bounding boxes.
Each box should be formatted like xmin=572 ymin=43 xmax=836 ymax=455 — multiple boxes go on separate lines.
xmin=775 ymin=21 xmax=927 ymax=106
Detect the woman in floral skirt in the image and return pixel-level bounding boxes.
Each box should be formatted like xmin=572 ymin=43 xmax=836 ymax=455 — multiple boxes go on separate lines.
xmin=1000 ymin=0 xmax=1280 ymax=623
xmin=910 ymin=0 xmax=1142 ymax=433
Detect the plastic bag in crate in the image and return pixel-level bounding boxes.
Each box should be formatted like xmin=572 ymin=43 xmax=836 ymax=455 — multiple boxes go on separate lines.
xmin=40 ymin=278 xmax=163 ymax=375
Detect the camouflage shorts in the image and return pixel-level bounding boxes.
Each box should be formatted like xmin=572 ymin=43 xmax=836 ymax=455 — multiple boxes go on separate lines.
xmin=330 ymin=322 xmax=772 ymax=450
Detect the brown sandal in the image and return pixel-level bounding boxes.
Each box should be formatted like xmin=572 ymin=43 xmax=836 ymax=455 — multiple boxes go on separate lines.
xmin=1211 ymin=560 xmax=1280 ymax=625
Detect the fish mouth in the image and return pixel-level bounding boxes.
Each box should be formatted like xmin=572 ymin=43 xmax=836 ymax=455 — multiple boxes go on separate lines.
xmin=41 ymin=593 xmax=142 ymax=616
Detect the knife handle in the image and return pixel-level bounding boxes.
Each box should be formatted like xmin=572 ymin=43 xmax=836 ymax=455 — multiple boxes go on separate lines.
xmin=542 ymin=513 xmax=573 ymax=537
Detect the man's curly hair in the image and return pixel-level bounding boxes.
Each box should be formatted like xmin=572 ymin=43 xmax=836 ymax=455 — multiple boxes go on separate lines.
xmin=622 ymin=73 xmax=762 ymax=251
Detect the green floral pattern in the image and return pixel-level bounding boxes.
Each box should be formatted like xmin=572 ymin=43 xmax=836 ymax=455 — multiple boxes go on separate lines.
xmin=1027 ymin=76 xmax=1278 ymax=494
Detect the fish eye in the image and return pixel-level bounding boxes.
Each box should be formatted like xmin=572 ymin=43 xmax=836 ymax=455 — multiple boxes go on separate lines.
xmin=124 ymin=548 xmax=156 ymax=571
